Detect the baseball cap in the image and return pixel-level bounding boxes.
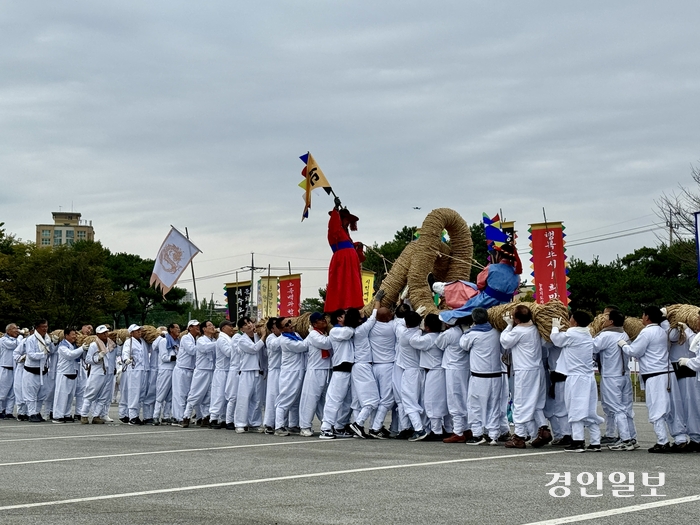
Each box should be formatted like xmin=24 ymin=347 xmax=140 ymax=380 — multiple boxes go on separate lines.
xmin=127 ymin=324 xmax=141 ymax=334
xmin=95 ymin=325 xmax=109 ymax=334
xmin=187 ymin=320 xmax=200 ymax=328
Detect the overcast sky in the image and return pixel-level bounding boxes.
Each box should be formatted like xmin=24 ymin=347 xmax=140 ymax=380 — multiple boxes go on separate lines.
xmin=2 ymin=1 xmax=699 ymax=307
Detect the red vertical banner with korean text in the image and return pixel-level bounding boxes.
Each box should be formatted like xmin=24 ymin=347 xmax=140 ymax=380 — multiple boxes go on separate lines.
xmin=278 ymin=274 xmax=301 ymax=317
xmin=529 ymin=222 xmax=569 ymax=305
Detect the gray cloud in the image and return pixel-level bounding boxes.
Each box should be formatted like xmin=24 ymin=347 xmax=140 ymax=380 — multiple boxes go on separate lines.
xmin=2 ymin=1 xmax=699 ymax=303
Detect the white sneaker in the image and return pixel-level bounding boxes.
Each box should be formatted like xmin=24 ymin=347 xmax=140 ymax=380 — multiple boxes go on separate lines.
xmin=300 ymin=428 xmax=314 ymax=437
xmin=235 ymin=427 xmax=246 ymax=434
xmin=102 ymin=415 xmax=114 ymax=423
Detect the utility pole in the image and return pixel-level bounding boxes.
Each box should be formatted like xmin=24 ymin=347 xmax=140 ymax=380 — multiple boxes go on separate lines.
xmin=666 ymin=208 xmax=674 ymax=246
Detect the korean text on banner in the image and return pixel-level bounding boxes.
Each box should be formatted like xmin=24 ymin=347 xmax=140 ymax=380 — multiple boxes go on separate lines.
xmin=225 ymin=281 xmax=252 ymax=324
xmin=529 ymin=222 xmax=569 ymax=305
xmin=257 ymin=276 xmax=280 ymax=319
xmin=279 ymin=274 xmax=301 ymax=317
xmin=150 ymin=227 xmax=201 ymax=296
xmin=361 ymin=270 xmax=375 ymax=306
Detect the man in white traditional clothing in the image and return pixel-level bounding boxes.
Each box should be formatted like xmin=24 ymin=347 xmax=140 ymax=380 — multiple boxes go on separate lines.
xmin=13 ymin=329 xmax=29 ymax=421
xmin=0 ymin=324 xmax=19 ymax=419
xmin=662 ymin=311 xmax=700 ymax=452
xmin=153 ymin=324 xmax=179 ymax=425
xmin=550 ymin=311 xmax=603 ymax=453
xmin=438 ymin=316 xmax=470 ymax=443
xmin=122 ymin=324 xmax=150 ymax=425
xmin=620 ymin=306 xmax=688 ymax=453
xmin=678 ymin=310 xmax=700 ymax=451
xmin=391 ymin=304 xmax=413 ymax=438
xmin=275 ymin=317 xmax=308 ymax=436
xmin=348 ymin=306 xmax=380 ymax=439
xmin=52 ymin=328 xmax=85 ymax=423
xmin=262 ymin=318 xmax=281 ymax=434
xmin=224 ymin=323 xmax=242 ymax=430
xmin=209 ymin=320 xmax=233 ymax=429
xmin=23 ymin=320 xmax=56 ymax=422
xmin=319 ymin=309 xmax=359 ymax=440
xmin=80 ymin=325 xmax=117 ymax=423
xmin=172 ymin=320 xmax=199 ymax=425
xmin=593 ymin=309 xmax=638 ymax=451
xmin=299 ymin=312 xmax=332 ymax=437
xmin=367 ymin=298 xmax=396 ymax=439
xmin=461 ymin=308 xmax=505 ymax=445
xmin=400 ymin=311 xmax=429 ymax=442
xmin=183 ymin=320 xmax=217 ymax=427
xmin=410 ymin=313 xmax=450 ymax=440
xmin=500 ymin=305 xmax=549 ymax=448
xmin=234 ymin=317 xmax=265 ymax=432
xmin=73 ymin=324 xmax=93 ymax=420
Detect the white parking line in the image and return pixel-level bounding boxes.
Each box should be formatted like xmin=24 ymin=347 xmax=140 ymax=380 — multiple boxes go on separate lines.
xmin=0 ymin=450 xmax=564 ymax=510
xmin=0 ymin=428 xmax=200 ymax=443
xmin=520 ymin=494 xmax=700 ymax=524
xmin=0 ymin=439 xmax=338 ymax=467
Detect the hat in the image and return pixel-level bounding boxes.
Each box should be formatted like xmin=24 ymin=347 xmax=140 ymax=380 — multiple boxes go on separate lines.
xmin=187 ymin=320 xmax=200 ymax=328
xmin=310 ymin=312 xmax=324 ymax=324
xmin=127 ymin=324 xmax=141 ymax=334
xmin=95 ymin=325 xmax=109 ymax=334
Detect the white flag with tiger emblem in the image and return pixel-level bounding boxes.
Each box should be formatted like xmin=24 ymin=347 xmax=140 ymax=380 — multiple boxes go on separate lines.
xmin=150 ymin=226 xmax=201 ymax=296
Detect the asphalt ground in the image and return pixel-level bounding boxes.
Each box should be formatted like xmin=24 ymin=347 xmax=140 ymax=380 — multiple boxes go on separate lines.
xmin=1 ymin=403 xmax=699 ymax=525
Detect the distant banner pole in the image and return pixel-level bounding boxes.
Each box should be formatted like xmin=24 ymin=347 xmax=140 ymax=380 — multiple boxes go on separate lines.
xmin=185 ymin=227 xmax=198 ymax=305
xmin=695 ymin=212 xmax=700 ymax=284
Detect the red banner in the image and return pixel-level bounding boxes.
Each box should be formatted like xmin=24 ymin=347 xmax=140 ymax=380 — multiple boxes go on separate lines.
xmin=529 ymin=222 xmax=568 ymax=305
xmin=278 ymin=274 xmax=301 ymax=317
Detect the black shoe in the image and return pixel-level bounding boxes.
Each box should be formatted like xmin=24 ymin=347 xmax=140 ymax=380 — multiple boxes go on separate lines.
xmin=128 ymin=418 xmax=143 ymax=426
xmin=551 ymin=435 xmax=573 ymax=446
xmin=395 ymin=429 xmax=414 ymax=440
xmin=368 ymin=428 xmax=388 ymax=440
xmin=73 ymin=415 xmax=82 ymax=422
xmin=38 ymin=414 xmax=46 ymax=422
xmin=465 ymin=435 xmax=487 ymax=445
xmin=225 ymin=423 xmax=236 ymax=430
xmin=263 ymin=425 xmax=275 ymax=435
xmin=119 ymin=416 xmax=130 ymax=424
xmin=0 ymin=411 xmax=5 ymax=419
xmin=143 ymin=418 xmax=155 ymax=425
xmin=497 ymin=432 xmax=511 ymax=443
xmin=648 ymin=443 xmax=671 ymax=454
xmin=153 ymin=419 xmax=161 ymax=426
xmin=670 ymin=441 xmax=691 ymax=453
xmin=427 ymin=273 xmax=436 ymax=290
xmin=28 ymin=414 xmax=42 ymax=423
xmin=288 ymin=426 xmax=301 ymax=435
xmin=64 ymin=416 xmax=76 ymax=423
xmin=209 ymin=420 xmax=221 ymax=429
xmin=600 ymin=436 xmax=618 ymax=445
xmin=564 ymin=440 xmax=586 ymax=453
xmin=586 ymin=444 xmax=601 ymax=452
xmin=348 ymin=422 xmax=367 ymax=439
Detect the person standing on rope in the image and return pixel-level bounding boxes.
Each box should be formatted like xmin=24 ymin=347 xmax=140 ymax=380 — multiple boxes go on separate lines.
xmin=324 ymin=197 xmax=365 ymax=312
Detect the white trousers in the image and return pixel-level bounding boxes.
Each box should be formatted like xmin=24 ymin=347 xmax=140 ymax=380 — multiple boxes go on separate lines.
xmin=185 ymin=369 xmax=213 ymax=419
xmin=423 ymin=368 xmax=449 ymax=433
xmin=600 ymin=375 xmax=636 ymax=441
xmin=234 ymin=370 xmax=262 ymax=428
xmin=445 ymin=368 xmax=469 ymax=435
xmin=74 ymin=366 xmax=87 ymax=417
xmin=392 ymin=365 xmax=410 ymax=431
xmin=52 ymin=374 xmax=78 ymax=419
xmin=81 ymin=372 xmax=109 ymax=417
xmin=371 ymin=363 xmax=395 ymax=431
xmin=299 ymin=368 xmax=330 ymax=429
xmin=14 ymin=366 xmax=26 ymax=415
xmin=118 ymin=369 xmax=129 ymax=418
xmin=171 ymin=367 xmax=193 ymax=421
xmin=275 ymin=369 xmax=305 ymax=429
xmin=401 ymin=368 xmax=426 ymax=432
xmin=209 ymin=369 xmax=229 ymax=422
xmin=0 ymin=367 xmax=14 ymax=413
xmin=127 ymin=369 xmax=148 ymax=419
xmin=351 ymin=363 xmax=380 ymax=425
xmin=512 ymin=368 xmax=547 ymax=438
xmin=263 ymin=368 xmax=280 ymax=428
xmin=468 ymin=375 xmax=503 ymax=440
xmin=321 ymin=370 xmax=352 ymax=432
xmin=224 ymin=368 xmax=240 ymax=424
xmin=564 ymin=375 xmax=603 ymax=442
xmin=645 ymin=373 xmax=687 ymax=444
xmin=153 ymin=368 xmax=174 ymax=420
xmin=22 ymin=372 xmax=46 ymax=415
xmin=677 ymin=374 xmax=700 ymax=442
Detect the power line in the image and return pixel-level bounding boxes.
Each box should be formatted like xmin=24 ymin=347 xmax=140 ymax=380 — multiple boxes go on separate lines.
xmin=566 ymin=223 xmax=661 ymax=243
xmin=566 ymin=227 xmax=663 ymax=248
xmin=564 ymin=213 xmax=656 ymax=237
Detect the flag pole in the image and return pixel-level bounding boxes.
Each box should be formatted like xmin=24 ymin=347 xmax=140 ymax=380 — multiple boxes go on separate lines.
xmin=185 ymin=227 xmax=199 ymax=306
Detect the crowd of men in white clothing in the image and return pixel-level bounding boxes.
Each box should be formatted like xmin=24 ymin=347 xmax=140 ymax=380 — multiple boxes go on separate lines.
xmin=1 ymin=300 xmax=700 ymax=454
